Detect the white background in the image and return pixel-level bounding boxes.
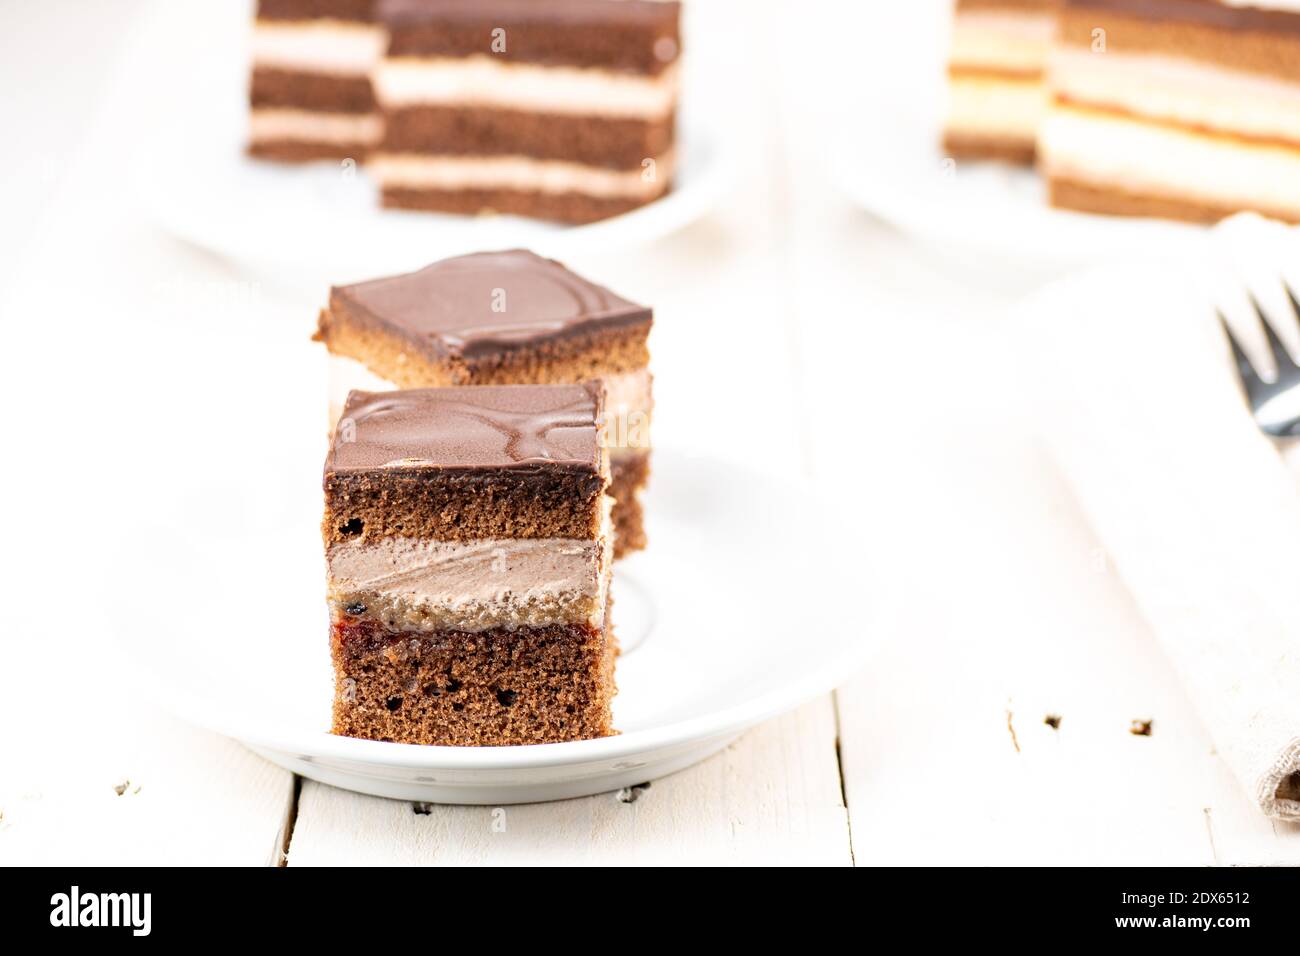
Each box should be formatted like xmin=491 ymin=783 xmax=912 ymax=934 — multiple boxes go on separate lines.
xmin=1 ymin=0 xmax=1298 ymax=865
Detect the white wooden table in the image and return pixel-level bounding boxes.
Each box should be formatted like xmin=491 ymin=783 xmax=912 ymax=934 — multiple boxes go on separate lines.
xmin=2 ymin=0 xmax=1297 ymax=866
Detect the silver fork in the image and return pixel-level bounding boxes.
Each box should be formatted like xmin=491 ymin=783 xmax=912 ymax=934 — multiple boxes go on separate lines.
xmin=1219 ymin=285 xmax=1300 ymax=438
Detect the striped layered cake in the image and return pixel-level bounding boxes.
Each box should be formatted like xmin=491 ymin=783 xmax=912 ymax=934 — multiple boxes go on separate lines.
xmin=249 ymin=0 xmax=384 ymax=161
xmin=370 ymin=0 xmax=682 ymax=223
xmin=1040 ymin=0 xmax=1300 ymax=223
xmin=945 ymin=0 xmax=1058 ymax=163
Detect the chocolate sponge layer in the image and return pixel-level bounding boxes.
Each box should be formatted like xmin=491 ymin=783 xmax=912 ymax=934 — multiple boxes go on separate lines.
xmin=383 ymin=106 xmax=674 ymax=170
xmin=251 ymin=68 xmax=376 ymax=114
xmin=382 ymin=0 xmax=680 ymax=75
xmin=323 ymin=466 xmax=606 ymax=545
xmin=331 ymin=618 xmax=617 ymax=745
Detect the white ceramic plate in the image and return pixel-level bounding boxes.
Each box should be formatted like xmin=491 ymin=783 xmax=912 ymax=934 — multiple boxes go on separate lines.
xmin=115 ymin=450 xmax=872 ymax=804
xmin=125 ymin=0 xmax=729 ymax=280
xmin=822 ymin=2 xmax=1210 ymax=268
xmin=134 ymin=106 xmax=728 ymax=282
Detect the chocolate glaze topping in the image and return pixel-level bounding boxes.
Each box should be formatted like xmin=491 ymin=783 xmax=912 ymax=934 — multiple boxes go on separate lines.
xmin=381 ymin=0 xmax=677 ymax=30
xmin=257 ymin=0 xmax=375 ymax=24
xmin=1065 ymin=0 xmax=1300 ymax=33
xmin=327 ymin=383 xmax=604 ymax=474
xmin=330 ymin=250 xmax=651 ymax=361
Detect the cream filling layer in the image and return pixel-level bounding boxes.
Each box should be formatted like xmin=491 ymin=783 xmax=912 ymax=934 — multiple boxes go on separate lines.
xmin=327 ymin=354 xmax=653 ymax=448
xmin=327 ymin=534 xmax=610 ymax=632
xmin=249 ymin=108 xmax=382 ymax=144
xmin=950 ymin=12 xmax=1054 ymax=75
xmin=1050 ymin=48 xmax=1300 ymax=145
xmin=251 ymin=20 xmax=385 ymax=76
xmin=601 ymin=367 xmax=652 ymax=453
xmin=376 ymin=55 xmax=679 ymax=120
xmin=946 ymin=74 xmax=1046 ymax=141
xmin=1039 ymin=104 xmax=1300 ymax=216
xmin=370 ymin=151 xmax=673 ymax=199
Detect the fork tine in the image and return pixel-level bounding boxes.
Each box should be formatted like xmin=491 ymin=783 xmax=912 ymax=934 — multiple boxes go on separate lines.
xmin=1285 ymin=281 xmax=1300 ymax=325
xmin=1249 ymin=292 xmax=1299 ymax=375
xmin=1218 ymin=310 xmax=1258 ymax=387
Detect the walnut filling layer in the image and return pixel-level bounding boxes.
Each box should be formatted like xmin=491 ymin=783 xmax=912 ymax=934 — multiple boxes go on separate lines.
xmin=327 ymin=523 xmax=612 ymax=634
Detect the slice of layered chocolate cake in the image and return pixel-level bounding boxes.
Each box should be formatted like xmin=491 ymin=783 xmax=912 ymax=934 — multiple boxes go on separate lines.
xmin=314 ymin=249 xmax=653 ymax=556
xmin=944 ymin=0 xmax=1058 ymax=164
xmin=324 ymin=384 xmax=617 ymax=745
xmin=370 ymin=0 xmax=681 ymax=223
xmin=1041 ymin=0 xmax=1300 ymax=223
xmin=249 ymin=0 xmax=384 ymax=162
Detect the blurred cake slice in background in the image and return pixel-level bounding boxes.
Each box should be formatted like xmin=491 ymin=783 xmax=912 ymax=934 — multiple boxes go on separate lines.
xmin=370 ymin=0 xmax=681 ymax=223
xmin=248 ymin=0 xmax=384 ymax=162
xmin=943 ymin=0 xmax=1057 ymax=163
xmin=1041 ymin=0 xmax=1300 ymax=223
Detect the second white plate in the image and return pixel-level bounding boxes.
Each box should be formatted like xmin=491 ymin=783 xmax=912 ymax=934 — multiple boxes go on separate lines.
xmin=136 ymin=98 xmax=728 ymax=284
xmin=822 ymin=2 xmax=1209 ymax=269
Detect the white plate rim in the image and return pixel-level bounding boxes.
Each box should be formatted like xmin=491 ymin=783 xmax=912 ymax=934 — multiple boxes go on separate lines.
xmin=112 ymin=454 xmax=874 ymax=772
xmin=133 ymin=117 xmax=733 ymax=275
xmin=123 ymin=635 xmax=868 ymax=770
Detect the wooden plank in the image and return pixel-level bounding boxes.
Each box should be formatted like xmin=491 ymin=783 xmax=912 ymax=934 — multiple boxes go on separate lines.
xmin=789 ymin=238 xmax=1300 ymax=864
xmin=832 ymin=424 xmax=1220 ymax=864
xmin=0 ymin=629 xmax=296 ymax=866
xmin=287 ymin=698 xmax=851 ymax=866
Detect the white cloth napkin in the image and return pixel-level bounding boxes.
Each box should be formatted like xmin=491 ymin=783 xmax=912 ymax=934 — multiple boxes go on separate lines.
xmin=1025 ymin=215 xmax=1300 ymax=820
